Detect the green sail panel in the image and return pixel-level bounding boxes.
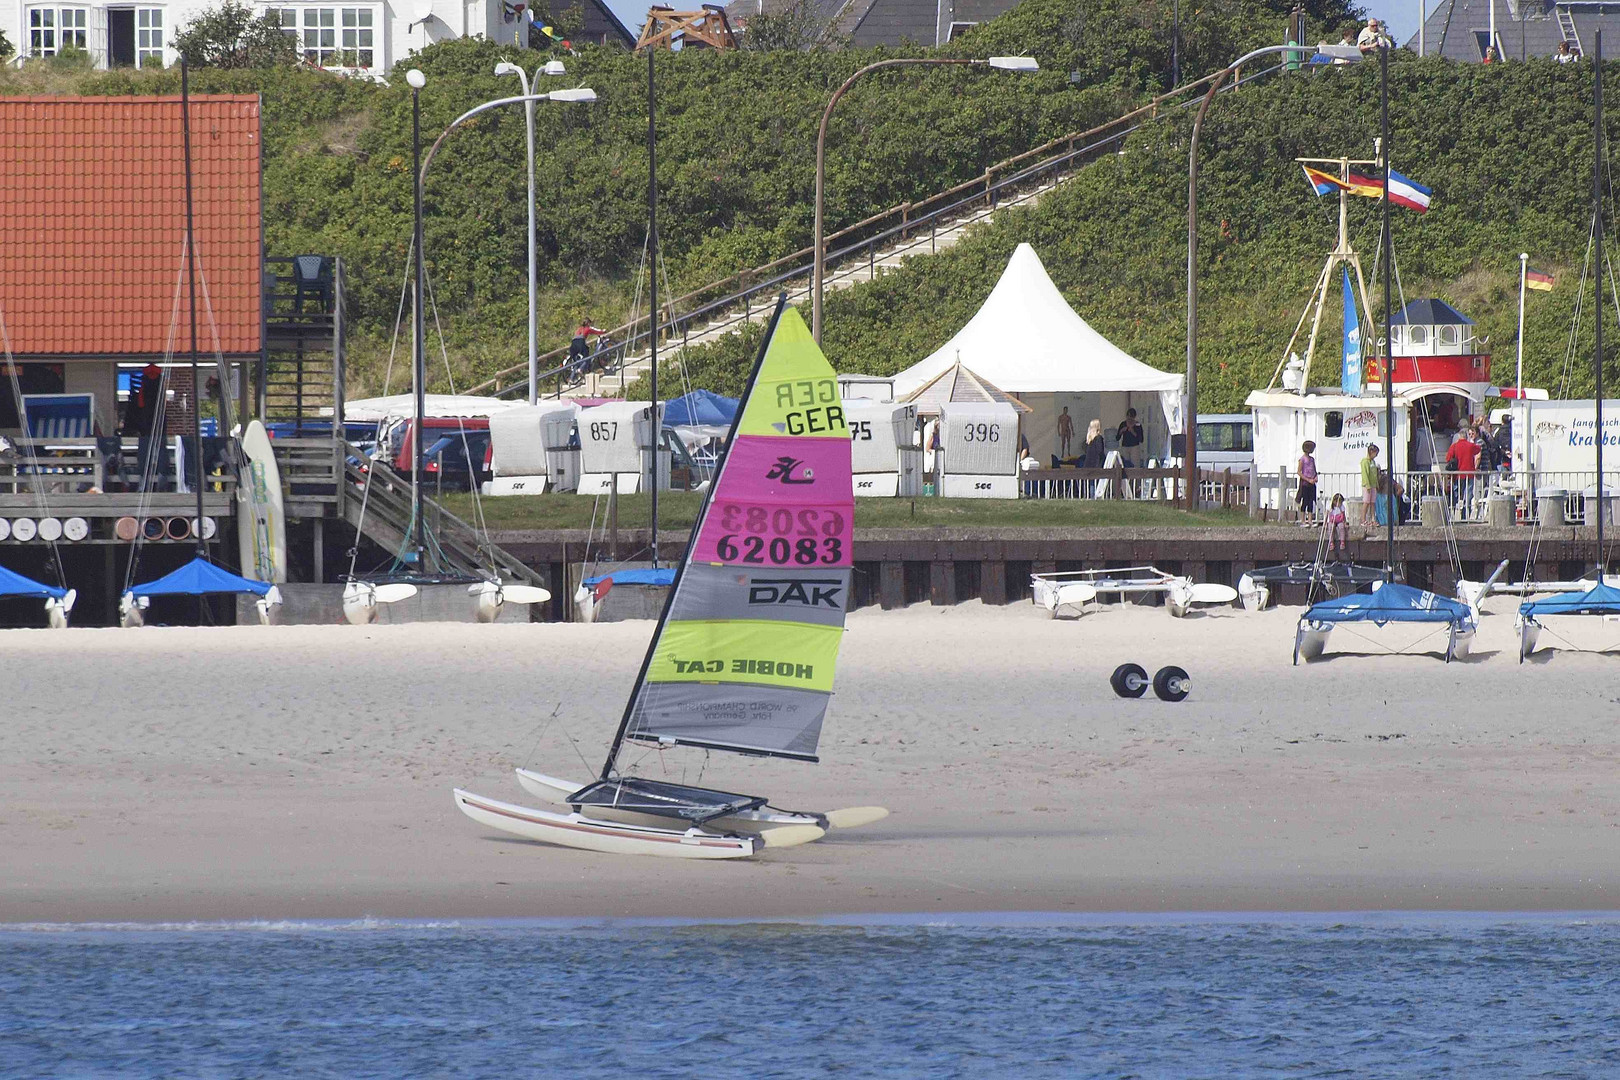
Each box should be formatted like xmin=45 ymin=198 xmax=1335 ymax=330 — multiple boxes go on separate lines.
xmin=622 ymin=306 xmax=854 ymax=761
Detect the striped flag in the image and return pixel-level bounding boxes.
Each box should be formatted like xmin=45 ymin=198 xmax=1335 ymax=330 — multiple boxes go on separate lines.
xmin=1526 ymin=267 xmax=1555 ymax=291
xmin=1385 ymin=170 xmax=1433 ymax=213
xmin=1301 ymin=165 xmax=1382 ymax=199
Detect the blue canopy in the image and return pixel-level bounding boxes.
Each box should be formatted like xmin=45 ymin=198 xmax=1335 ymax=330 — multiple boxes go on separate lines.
xmin=1303 ymin=582 xmax=1472 ymax=626
xmin=129 ymin=557 xmax=273 ymax=598
xmin=1520 ymin=582 xmax=1620 ymax=619
xmin=0 ymin=564 xmax=68 ymax=600
xmin=662 ymin=390 xmax=738 ymax=428
xmin=583 ymin=568 xmax=676 ymax=587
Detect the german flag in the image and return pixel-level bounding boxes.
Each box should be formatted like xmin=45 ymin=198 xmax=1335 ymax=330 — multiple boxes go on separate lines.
xmin=1526 ymin=267 xmax=1555 ymax=292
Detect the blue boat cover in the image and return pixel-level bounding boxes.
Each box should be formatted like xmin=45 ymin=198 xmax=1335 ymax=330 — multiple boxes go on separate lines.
xmin=129 ymin=557 xmax=273 ymax=598
xmin=0 ymin=563 xmax=68 ymax=600
xmin=662 ymin=390 xmax=738 ymax=428
xmin=1520 ymin=582 xmax=1620 ymax=619
xmin=583 ymin=568 xmax=676 ymax=587
xmin=1303 ymin=582 xmax=1471 ymax=626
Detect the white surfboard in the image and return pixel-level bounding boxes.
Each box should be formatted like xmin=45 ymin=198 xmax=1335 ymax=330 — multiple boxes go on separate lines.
xmin=236 ymin=420 xmax=287 ymax=583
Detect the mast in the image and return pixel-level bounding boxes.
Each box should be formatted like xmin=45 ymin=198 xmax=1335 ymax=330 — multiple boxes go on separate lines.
xmin=1596 ymin=31 xmax=1606 ymax=572
xmin=648 ymin=47 xmax=660 ymax=568
xmin=411 ymin=80 xmax=427 ymax=571
xmin=180 ymin=62 xmax=207 ymax=561
xmin=599 ymin=296 xmax=787 ymax=781
xmin=1380 ymin=41 xmax=1396 ymax=580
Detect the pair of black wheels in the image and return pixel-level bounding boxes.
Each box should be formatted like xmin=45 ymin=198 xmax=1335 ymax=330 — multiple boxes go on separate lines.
xmin=1110 ymin=663 xmax=1190 ymax=702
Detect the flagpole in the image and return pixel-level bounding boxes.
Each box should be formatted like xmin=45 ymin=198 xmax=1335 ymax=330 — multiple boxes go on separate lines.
xmin=1517 ymin=253 xmax=1528 ymax=396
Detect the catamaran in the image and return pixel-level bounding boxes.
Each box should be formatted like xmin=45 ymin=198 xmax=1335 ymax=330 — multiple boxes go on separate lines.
xmin=453 ymin=299 xmax=887 ymax=858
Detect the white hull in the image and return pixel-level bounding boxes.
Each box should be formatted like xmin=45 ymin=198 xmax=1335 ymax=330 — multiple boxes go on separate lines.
xmin=1296 ymin=620 xmax=1474 ymax=663
xmin=514 ymin=768 xmax=888 ymax=834
xmin=453 ymin=789 xmax=762 ymax=859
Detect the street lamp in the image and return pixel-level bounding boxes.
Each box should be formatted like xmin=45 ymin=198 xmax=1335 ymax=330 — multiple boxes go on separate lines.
xmin=811 ymin=56 xmax=1039 ymax=341
xmin=495 ymin=58 xmax=573 ymax=405
xmin=1184 ymin=43 xmax=1359 ymax=511
xmin=407 ymin=67 xmax=427 ymax=568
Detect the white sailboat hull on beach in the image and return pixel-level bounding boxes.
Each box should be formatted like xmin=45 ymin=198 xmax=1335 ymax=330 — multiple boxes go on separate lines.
xmin=514 ymin=768 xmax=889 ymax=833
xmin=453 ymin=789 xmax=773 ymax=859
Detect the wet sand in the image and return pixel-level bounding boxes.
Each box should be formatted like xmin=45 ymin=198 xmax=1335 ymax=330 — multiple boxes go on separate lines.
xmin=3 ymin=598 xmax=1617 ymax=922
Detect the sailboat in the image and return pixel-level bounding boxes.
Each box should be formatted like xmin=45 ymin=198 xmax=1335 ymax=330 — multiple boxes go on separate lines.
xmin=453 ymin=299 xmax=887 ymax=858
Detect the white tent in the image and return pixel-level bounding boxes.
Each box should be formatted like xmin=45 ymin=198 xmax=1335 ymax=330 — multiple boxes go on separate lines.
xmin=338 ymin=394 xmax=520 ymax=422
xmin=890 ymin=244 xmax=1184 ymax=465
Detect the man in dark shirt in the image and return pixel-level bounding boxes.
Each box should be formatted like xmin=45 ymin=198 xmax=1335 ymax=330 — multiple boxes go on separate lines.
xmin=1116 ymin=408 xmax=1145 ymax=467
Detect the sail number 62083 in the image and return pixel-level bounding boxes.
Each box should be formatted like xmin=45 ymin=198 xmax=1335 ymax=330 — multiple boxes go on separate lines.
xmin=715 ymin=505 xmax=845 ymax=565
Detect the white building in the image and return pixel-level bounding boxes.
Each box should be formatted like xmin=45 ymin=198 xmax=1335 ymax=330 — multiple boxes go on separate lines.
xmin=4 ymin=0 xmax=530 ymax=78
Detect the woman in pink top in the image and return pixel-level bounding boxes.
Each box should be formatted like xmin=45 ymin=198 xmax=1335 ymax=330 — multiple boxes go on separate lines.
xmin=1296 ymin=440 xmax=1318 ymax=525
xmin=1325 ymin=493 xmax=1349 ymax=559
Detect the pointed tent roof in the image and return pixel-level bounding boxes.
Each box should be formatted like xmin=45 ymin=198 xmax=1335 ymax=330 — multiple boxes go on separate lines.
xmin=902 ymin=360 xmax=1031 ymax=413
xmin=129 ymin=557 xmax=273 ymax=598
xmin=0 ymin=563 xmax=68 ymax=599
xmin=890 ymin=244 xmax=1184 ymax=398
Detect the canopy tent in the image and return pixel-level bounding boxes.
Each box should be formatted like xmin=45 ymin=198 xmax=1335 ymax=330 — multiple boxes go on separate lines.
xmin=662 ymin=390 xmax=739 ymax=450
xmin=129 ymin=558 xmax=274 ymax=597
xmin=889 ymin=244 xmax=1184 ymax=463
xmin=1295 ymin=582 xmax=1475 ymax=664
xmin=0 ymin=563 xmax=68 ymax=599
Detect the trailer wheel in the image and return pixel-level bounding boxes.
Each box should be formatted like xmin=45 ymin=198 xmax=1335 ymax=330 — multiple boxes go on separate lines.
xmin=1153 ymin=666 xmax=1190 ymax=702
xmin=1111 ymin=662 xmax=1148 ymax=699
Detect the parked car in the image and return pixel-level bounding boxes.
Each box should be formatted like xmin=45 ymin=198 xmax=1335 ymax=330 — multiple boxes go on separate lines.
xmin=420 ymin=430 xmax=494 ymax=493
xmin=1195 ymin=414 xmax=1254 ymax=473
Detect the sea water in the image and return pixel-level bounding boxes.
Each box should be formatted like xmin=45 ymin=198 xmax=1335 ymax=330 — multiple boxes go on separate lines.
xmin=2 ymin=914 xmax=1617 ymax=1078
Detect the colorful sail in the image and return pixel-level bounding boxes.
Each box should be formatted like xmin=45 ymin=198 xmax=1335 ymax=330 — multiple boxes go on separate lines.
xmin=621 ymin=303 xmax=853 ymax=761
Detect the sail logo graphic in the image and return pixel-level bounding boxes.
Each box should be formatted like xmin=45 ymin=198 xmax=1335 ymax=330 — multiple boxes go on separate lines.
xmin=765 ymin=456 xmax=814 ymax=484
xmin=748 ymin=577 xmax=844 ymax=609
xmin=769 ymin=378 xmax=845 ymax=436
xmin=670 ymin=657 xmax=815 ymax=680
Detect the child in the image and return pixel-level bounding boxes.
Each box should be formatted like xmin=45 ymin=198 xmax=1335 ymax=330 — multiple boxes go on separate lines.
xmin=1296 ymin=440 xmax=1318 ymax=525
xmin=1325 ymin=492 xmax=1348 ymax=559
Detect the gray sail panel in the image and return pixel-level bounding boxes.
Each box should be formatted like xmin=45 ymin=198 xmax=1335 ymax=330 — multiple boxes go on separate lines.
xmin=665 ymin=564 xmax=852 ymax=628
xmin=625 ymin=682 xmax=831 ymax=760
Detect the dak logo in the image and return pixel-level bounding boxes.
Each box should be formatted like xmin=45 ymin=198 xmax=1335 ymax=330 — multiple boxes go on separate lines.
xmin=748 ymin=577 xmax=844 ymax=609
xmin=765 ymin=456 xmax=814 ymax=484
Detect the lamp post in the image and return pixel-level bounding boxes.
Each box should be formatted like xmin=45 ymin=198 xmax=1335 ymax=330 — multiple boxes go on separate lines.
xmin=407 ymin=68 xmax=427 ymax=570
xmin=1185 ymin=43 xmax=1354 ymax=509
xmin=811 ymin=55 xmax=1038 ymax=342
xmin=495 ymin=59 xmax=572 ymax=405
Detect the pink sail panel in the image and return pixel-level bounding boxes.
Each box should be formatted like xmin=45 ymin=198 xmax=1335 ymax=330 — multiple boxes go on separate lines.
xmin=692 ymin=435 xmax=853 ymax=568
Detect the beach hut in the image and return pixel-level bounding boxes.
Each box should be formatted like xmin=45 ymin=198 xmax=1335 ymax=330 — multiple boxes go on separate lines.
xmin=889 ymin=244 xmax=1184 ymax=465
xmin=485 ymin=402 xmax=582 ymax=495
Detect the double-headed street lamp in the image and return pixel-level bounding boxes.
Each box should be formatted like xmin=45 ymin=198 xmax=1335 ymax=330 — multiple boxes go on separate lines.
xmin=811 ymin=55 xmax=1039 ymax=341
xmin=495 ymin=57 xmax=571 ymax=405
xmin=403 ymin=70 xmax=596 ymax=564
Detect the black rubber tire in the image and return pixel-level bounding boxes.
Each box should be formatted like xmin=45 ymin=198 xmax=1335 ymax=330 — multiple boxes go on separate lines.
xmin=1153 ymin=665 xmax=1190 ymax=702
xmin=1111 ymin=662 xmax=1148 ymax=699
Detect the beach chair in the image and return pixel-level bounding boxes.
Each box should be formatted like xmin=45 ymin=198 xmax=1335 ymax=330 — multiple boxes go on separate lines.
xmin=22 ymin=394 xmax=95 ymax=439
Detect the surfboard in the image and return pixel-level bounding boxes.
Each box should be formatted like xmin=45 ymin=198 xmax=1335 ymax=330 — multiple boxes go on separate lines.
xmin=236 ymin=420 xmax=287 ymax=583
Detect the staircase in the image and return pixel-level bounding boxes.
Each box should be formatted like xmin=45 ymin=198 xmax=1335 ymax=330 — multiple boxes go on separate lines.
xmin=339 ymin=448 xmax=543 ymax=587
xmin=467 ymin=65 xmax=1273 ymax=403
xmin=261 ymin=256 xmax=345 ymax=427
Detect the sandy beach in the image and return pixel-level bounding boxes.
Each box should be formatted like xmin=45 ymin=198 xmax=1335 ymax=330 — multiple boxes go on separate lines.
xmin=3 ymin=597 xmax=1617 ymax=922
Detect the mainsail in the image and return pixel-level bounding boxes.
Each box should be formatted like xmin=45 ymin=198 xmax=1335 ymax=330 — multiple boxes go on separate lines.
xmin=612 ymin=301 xmax=853 ymax=765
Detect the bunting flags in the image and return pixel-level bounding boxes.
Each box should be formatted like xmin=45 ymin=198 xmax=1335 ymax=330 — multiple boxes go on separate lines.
xmin=1300 ymin=165 xmax=1433 ymax=213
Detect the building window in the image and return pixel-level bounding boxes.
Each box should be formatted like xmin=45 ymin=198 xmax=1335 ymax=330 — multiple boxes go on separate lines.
xmin=1324 ymin=411 xmax=1344 ymax=439
xmin=29 ymin=7 xmax=87 ymax=55
xmin=1437 ymin=325 xmax=1459 ymax=347
xmin=137 ymin=8 xmax=164 ymax=66
xmin=1407 ymin=324 xmax=1427 ymax=346
xmin=947 ymin=21 xmax=977 ymax=40
xmin=269 ymin=6 xmax=375 ymax=68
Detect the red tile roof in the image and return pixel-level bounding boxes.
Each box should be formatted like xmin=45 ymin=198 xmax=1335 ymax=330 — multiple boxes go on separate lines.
xmin=0 ymin=96 xmax=262 ymax=358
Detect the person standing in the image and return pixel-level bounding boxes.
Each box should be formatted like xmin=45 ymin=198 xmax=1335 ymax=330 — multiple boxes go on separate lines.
xmin=1115 ymin=408 xmax=1144 ymax=467
xmin=1557 ymin=41 xmax=1577 ymax=63
xmin=1057 ymin=406 xmax=1075 ymax=459
xmin=1359 ymin=444 xmax=1380 ymax=529
xmin=1082 ymin=419 xmax=1105 ymax=498
xmin=1357 ymin=17 xmax=1389 ymax=53
xmin=1446 ymin=426 xmax=1482 ymax=516
xmin=1325 ymin=493 xmax=1349 ymax=559
xmin=1297 ymin=440 xmax=1319 ymax=526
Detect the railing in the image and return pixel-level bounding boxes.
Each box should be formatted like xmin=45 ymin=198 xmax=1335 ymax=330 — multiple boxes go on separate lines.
xmin=0 ymin=437 xmax=237 ymax=497
xmin=1249 ymin=468 xmax=1620 ymax=525
xmin=269 ymin=437 xmax=343 ymax=506
xmin=1021 ymin=465 xmax=1187 ymax=505
xmin=467 ymin=64 xmax=1286 ymax=401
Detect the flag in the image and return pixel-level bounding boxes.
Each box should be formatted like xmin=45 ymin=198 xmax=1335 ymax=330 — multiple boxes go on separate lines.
xmin=1385 ymin=170 xmax=1433 ymax=213
xmin=1526 ymin=267 xmax=1555 ymax=291
xmin=1302 ymin=165 xmax=1382 ymax=199
xmin=1341 ymin=269 xmax=1363 ymax=396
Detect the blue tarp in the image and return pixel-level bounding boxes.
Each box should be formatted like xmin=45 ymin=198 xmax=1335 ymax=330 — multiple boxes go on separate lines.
xmin=129 ymin=557 xmax=273 ymax=598
xmin=0 ymin=564 xmax=68 ymax=600
xmin=662 ymin=390 xmax=738 ymax=428
xmin=1520 ymin=582 xmax=1620 ymax=619
xmin=1303 ymin=582 xmax=1471 ymax=627
xmin=583 ymin=568 xmax=676 ymax=587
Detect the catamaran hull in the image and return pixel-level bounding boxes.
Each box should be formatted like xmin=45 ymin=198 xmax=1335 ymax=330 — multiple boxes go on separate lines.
xmin=453 ymin=789 xmax=762 ymax=859
xmin=1295 ymin=620 xmax=1474 ymax=663
xmin=514 ymin=768 xmax=888 ymax=834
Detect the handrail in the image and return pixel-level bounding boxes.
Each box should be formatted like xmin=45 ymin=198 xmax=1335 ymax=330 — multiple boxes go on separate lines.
xmin=465 ymin=65 xmax=1277 ymax=399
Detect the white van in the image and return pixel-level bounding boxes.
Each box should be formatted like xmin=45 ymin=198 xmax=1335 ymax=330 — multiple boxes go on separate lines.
xmin=1195 ymin=414 xmax=1254 ymax=473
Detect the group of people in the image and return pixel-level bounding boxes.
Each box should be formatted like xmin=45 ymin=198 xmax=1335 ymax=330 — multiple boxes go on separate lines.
xmin=1054 ymin=406 xmax=1144 ymax=469
xmin=1295 ymin=416 xmax=1512 ymax=551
